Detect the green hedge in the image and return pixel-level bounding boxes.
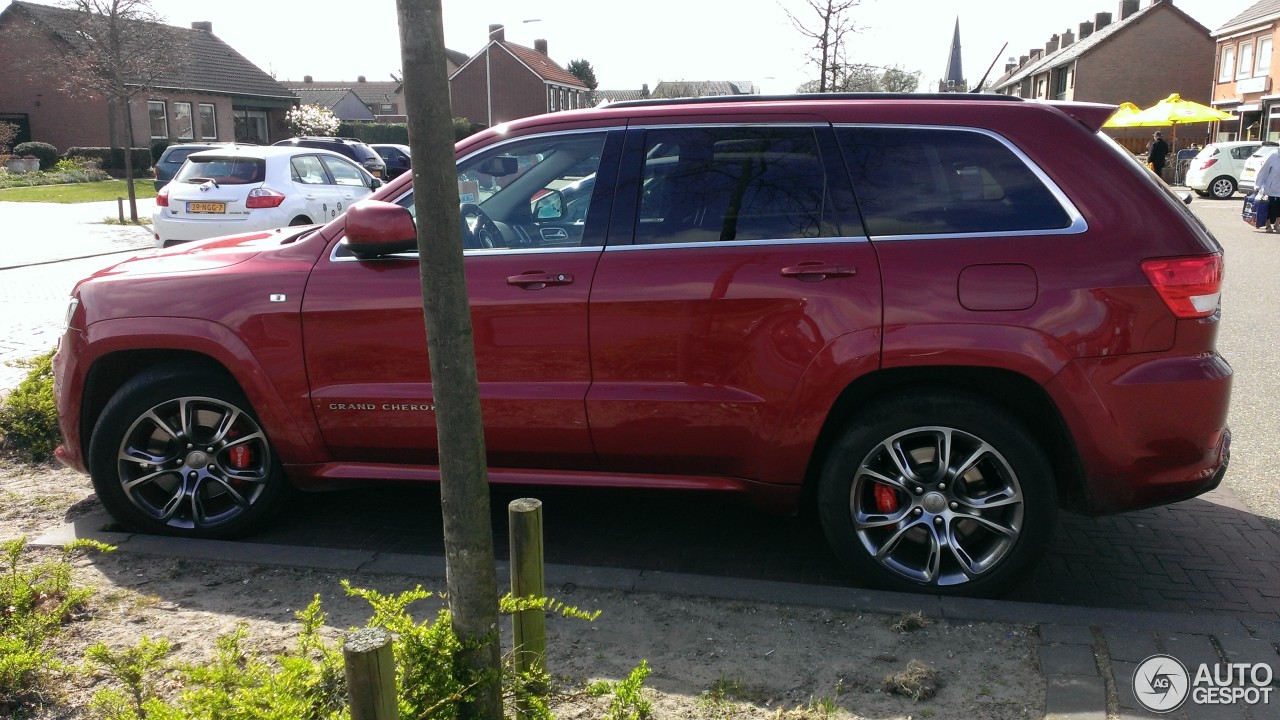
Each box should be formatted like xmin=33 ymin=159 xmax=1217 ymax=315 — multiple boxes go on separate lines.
xmin=337 ymin=122 xmax=408 ymax=144
xmin=335 ymin=118 xmax=488 ymax=145
xmin=63 ymin=147 xmax=152 ymax=171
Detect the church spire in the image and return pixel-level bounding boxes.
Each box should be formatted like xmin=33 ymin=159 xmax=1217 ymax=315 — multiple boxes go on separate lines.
xmin=940 ymin=17 xmax=966 ymax=92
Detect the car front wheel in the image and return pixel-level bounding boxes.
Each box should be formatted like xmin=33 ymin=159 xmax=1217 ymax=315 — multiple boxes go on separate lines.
xmin=87 ymin=366 xmax=290 ymax=538
xmin=817 ymin=391 xmax=1056 ymax=596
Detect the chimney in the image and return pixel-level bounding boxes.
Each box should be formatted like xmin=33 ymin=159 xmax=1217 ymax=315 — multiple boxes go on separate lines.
xmin=1019 ymin=54 xmax=1029 ymax=66
xmin=303 ymin=75 xmax=313 ymax=83
xmin=1079 ymin=21 xmax=1094 ymax=39
xmin=1046 ymin=33 xmax=1060 ymax=54
xmin=1061 ymin=29 xmax=1075 ymax=47
xmin=488 ymin=24 xmax=504 ymax=42
xmin=1095 ymin=12 xmax=1112 ymax=29
xmin=1119 ymin=0 xmax=1139 ymax=19
xmin=357 ymin=75 xmax=366 ymax=82
xmin=1030 ymin=48 xmax=1043 ymax=62
xmin=641 ymin=83 xmax=649 ymax=98
xmin=191 ymin=21 xmax=212 ymax=32
xmin=1004 ymin=60 xmax=1016 ymax=73
xmin=534 ymin=38 xmax=548 ymax=55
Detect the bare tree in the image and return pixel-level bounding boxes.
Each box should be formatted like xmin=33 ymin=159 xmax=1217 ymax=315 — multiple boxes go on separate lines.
xmin=395 ymin=1 xmax=502 ymax=718
xmin=783 ymin=0 xmax=861 ymax=93
xmin=37 ymin=0 xmax=176 ymax=221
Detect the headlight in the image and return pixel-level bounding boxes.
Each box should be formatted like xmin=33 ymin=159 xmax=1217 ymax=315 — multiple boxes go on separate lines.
xmin=63 ymin=297 xmax=79 ymax=331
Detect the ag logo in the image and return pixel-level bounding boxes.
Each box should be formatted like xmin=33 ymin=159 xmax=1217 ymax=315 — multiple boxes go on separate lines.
xmin=1134 ymin=654 xmax=1190 ymax=713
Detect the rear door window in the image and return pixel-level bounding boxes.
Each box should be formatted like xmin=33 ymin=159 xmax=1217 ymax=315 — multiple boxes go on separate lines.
xmin=836 ymin=126 xmax=1071 ymax=236
xmin=632 ymin=126 xmax=829 ymax=244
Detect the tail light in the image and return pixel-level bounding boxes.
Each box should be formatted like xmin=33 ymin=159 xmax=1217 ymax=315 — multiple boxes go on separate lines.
xmin=246 ymin=188 xmax=286 ymax=209
xmin=1141 ymin=254 xmax=1223 ymax=319
xmin=155 ymin=186 xmax=169 ymax=207
xmin=1198 ymin=158 xmax=1218 ymax=170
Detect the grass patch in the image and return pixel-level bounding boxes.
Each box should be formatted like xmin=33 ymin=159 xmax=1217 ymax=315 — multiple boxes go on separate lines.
xmin=889 ymin=611 xmax=932 ymax=633
xmin=0 ymin=179 xmax=156 ymax=203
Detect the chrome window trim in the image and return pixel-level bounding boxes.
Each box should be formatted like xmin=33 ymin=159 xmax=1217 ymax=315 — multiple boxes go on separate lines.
xmin=833 ymin=123 xmax=1089 ymax=237
xmin=622 ymin=121 xmax=828 ymax=131
xmin=606 ymin=236 xmax=868 ymax=252
xmin=329 ymin=243 xmax=603 ymax=263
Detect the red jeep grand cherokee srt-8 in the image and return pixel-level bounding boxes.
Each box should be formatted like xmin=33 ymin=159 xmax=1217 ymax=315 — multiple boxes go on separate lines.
xmin=53 ymin=94 xmax=1231 ymax=596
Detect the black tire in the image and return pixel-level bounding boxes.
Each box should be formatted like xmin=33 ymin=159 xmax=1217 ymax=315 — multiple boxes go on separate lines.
xmin=288 ymin=216 xmax=313 ymax=226
xmin=87 ymin=365 xmax=291 ymax=539
xmin=1208 ymin=176 xmax=1237 ymax=200
xmin=817 ymin=391 xmax=1056 ymax=597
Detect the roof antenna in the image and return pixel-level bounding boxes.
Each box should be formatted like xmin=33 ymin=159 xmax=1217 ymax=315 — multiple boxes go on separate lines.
xmin=969 ymin=42 xmax=1008 ymax=93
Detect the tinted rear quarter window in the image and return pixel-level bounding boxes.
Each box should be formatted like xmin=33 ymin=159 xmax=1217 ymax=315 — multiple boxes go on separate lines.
xmin=837 ymin=127 xmax=1070 ymax=236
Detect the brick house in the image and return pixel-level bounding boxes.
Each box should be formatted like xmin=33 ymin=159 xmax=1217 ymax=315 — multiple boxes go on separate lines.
xmin=0 ymin=1 xmax=295 ymax=152
xmin=1210 ymin=0 xmax=1280 ymax=141
xmin=282 ymin=80 xmax=377 ymax=122
xmin=992 ymin=0 xmax=1214 ymax=147
xmin=449 ymin=24 xmax=589 ymax=127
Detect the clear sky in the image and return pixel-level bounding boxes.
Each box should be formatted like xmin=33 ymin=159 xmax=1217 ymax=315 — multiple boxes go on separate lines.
xmin=3 ymin=0 xmax=1241 ymax=94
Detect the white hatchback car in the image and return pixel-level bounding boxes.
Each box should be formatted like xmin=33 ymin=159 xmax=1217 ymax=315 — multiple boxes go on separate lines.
xmin=1235 ymin=142 xmax=1278 ymax=196
xmin=152 ymin=146 xmax=382 ymax=247
xmin=1184 ymin=140 xmax=1263 ymax=199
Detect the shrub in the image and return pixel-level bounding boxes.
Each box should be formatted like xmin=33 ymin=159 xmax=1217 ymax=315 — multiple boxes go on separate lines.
xmin=63 ymin=147 xmax=152 ymax=172
xmin=0 ymin=122 xmax=19 ymax=153
xmin=338 ymin=121 xmax=409 ymax=144
xmin=0 ymin=350 xmax=60 ymax=463
xmin=1 ymin=538 xmax=114 ymax=715
xmin=453 ymin=117 xmax=486 ymax=141
xmin=148 ymin=139 xmax=170 ymax=163
xmin=12 ymin=142 xmax=58 ymax=170
xmin=287 ymin=104 xmax=340 ymax=137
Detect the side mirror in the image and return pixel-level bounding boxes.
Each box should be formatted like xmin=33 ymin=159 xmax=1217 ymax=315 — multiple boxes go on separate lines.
xmin=369 ymin=176 xmax=384 ymax=189
xmin=344 ymin=200 xmax=417 ymax=258
xmin=531 ymin=188 xmax=565 ymax=220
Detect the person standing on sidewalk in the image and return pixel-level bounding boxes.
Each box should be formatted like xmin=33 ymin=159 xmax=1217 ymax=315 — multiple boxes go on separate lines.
xmin=1254 ymin=149 xmax=1280 ymax=232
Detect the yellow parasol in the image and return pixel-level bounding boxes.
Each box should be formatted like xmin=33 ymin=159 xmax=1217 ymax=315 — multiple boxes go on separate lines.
xmin=1104 ymin=93 xmax=1237 ymax=151
xmin=1103 ymin=102 xmax=1144 ymax=127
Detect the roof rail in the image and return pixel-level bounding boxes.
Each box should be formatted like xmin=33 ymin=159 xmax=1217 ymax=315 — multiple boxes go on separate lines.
xmin=604 ymin=92 xmax=1025 ymax=109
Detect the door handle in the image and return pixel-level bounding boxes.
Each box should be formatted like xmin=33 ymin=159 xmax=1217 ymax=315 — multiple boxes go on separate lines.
xmin=780 ymin=263 xmax=857 ymax=281
xmin=506 ymin=271 xmax=574 ymax=289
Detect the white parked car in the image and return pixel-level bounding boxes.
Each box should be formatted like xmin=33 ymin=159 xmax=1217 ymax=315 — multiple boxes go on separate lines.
xmin=1236 ymin=142 xmax=1278 ymax=196
xmin=1184 ymin=140 xmax=1263 ymax=199
xmin=152 ymin=146 xmax=382 ymax=247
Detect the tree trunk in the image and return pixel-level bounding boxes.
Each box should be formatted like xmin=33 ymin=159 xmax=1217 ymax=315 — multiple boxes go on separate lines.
xmin=122 ymin=94 xmax=139 ymax=222
xmin=394 ymin=1 xmax=502 ymax=718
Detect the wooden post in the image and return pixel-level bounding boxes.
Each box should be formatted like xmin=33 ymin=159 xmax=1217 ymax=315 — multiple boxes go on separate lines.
xmin=117 ymin=196 xmax=124 ymax=223
xmin=343 ymin=626 xmax=398 ymax=720
xmin=509 ymin=498 xmax=546 ymax=683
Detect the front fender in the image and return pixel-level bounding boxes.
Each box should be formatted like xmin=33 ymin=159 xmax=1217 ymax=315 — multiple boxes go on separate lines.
xmin=71 ymin=316 xmax=322 ymax=468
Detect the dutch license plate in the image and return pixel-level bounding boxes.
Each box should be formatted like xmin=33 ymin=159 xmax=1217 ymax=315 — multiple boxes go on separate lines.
xmin=187 ymin=202 xmax=226 ymax=214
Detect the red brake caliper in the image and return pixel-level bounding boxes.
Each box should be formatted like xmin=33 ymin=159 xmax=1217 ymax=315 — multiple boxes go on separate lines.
xmin=228 ymin=445 xmax=251 ymax=470
xmin=874 ymin=484 xmax=900 ymax=513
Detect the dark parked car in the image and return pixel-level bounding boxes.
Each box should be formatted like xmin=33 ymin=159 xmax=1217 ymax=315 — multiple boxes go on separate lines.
xmin=152 ymin=142 xmax=244 ymax=191
xmin=371 ymin=143 xmax=411 ymax=178
xmin=54 ymin=94 xmax=1231 ymax=597
xmin=272 ymin=136 xmax=386 ymax=178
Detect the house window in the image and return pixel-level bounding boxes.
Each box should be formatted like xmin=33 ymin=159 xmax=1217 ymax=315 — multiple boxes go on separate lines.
xmin=172 ymin=102 xmax=194 ymax=140
xmin=379 ymin=103 xmax=395 ymax=113
xmin=1050 ymin=68 xmax=1069 ymax=100
xmin=148 ymin=101 xmax=168 ymax=138
xmin=1238 ymin=40 xmax=1254 ymax=79
xmin=1221 ymin=45 xmax=1236 ymax=82
xmin=1257 ymin=37 xmax=1273 ymax=76
xmin=199 ymin=104 xmax=217 ymax=139
xmin=233 ymin=108 xmax=269 ymax=144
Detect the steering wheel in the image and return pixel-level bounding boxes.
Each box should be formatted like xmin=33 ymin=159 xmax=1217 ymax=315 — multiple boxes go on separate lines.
xmin=459 ymin=202 xmax=506 ymax=249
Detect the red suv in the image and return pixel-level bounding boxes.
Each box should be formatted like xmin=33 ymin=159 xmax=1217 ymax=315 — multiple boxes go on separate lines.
xmin=53 ymin=94 xmax=1231 ymax=596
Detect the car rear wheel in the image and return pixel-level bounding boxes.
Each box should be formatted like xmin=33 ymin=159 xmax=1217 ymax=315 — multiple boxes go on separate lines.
xmin=817 ymin=391 xmax=1056 ymax=596
xmin=1208 ymin=176 xmax=1237 ymax=200
xmin=87 ymin=365 xmax=290 ymax=538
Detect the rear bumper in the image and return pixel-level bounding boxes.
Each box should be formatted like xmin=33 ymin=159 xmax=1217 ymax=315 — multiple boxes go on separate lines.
xmin=1047 ymin=351 xmax=1232 ymax=514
